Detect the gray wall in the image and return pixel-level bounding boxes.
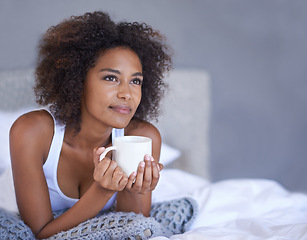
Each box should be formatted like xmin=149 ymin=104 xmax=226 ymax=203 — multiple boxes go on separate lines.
xmin=0 ymin=0 xmax=306 ymax=192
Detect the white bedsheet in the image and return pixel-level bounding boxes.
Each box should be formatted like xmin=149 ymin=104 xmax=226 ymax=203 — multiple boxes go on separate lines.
xmin=152 ymin=169 xmax=307 ymax=240
xmin=1 ymin=168 xmax=307 ymax=239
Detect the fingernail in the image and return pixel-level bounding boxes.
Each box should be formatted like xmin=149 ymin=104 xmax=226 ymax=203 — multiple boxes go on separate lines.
xmin=150 ymin=156 xmax=155 ymax=162
xmin=140 ymin=161 xmax=145 ymax=168
xmin=145 ymin=154 xmax=151 ymax=161
xmin=157 ymin=164 xmax=160 ymax=171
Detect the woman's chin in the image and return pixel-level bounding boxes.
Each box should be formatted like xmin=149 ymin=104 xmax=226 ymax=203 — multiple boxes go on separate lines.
xmin=110 ymin=118 xmax=132 ymax=129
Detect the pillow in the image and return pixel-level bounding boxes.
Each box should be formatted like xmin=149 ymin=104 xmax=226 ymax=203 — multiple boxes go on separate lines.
xmin=159 ymin=143 xmax=181 ymax=166
xmin=0 ymin=168 xmax=18 ymax=213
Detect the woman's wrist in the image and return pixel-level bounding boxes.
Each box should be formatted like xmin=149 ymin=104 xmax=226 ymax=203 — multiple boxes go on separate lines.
xmin=92 ymin=181 xmax=117 ymax=197
xmin=116 ymin=190 xmax=151 ymax=216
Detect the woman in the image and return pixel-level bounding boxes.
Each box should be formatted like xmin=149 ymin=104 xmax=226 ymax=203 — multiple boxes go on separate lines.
xmin=9 ymin=11 xmax=172 ymax=239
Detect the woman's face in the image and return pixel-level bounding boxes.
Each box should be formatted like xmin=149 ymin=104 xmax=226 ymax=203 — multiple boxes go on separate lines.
xmin=82 ymin=47 xmax=143 ymax=129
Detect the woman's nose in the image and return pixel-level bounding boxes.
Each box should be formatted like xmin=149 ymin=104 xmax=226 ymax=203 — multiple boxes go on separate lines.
xmin=117 ymin=82 xmax=132 ymax=100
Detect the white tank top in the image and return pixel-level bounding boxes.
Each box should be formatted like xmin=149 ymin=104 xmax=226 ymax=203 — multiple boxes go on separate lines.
xmin=43 ymin=112 xmax=124 ymax=211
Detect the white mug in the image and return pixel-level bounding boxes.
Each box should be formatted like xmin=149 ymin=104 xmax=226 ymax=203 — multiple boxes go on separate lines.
xmin=99 ymin=136 xmax=152 ymax=176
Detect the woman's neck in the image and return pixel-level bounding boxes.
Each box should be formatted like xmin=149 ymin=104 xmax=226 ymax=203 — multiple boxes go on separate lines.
xmin=64 ymin=123 xmax=113 ymax=151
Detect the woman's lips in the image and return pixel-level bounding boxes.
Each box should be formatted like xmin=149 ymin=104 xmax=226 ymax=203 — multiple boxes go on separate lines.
xmin=109 ymin=105 xmax=132 ymax=115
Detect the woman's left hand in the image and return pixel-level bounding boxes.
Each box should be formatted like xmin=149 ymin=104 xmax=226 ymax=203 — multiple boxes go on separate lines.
xmin=125 ymin=154 xmax=163 ymax=194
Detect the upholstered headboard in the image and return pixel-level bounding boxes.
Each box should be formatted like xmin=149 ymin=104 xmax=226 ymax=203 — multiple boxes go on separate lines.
xmin=156 ymin=70 xmax=210 ymax=178
xmin=0 ymin=68 xmax=210 ymax=179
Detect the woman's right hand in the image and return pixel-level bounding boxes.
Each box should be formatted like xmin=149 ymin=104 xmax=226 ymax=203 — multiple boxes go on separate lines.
xmin=93 ymin=147 xmax=128 ymax=192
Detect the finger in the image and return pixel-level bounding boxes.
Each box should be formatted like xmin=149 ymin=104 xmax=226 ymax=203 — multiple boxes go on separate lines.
xmin=133 ymin=161 xmax=145 ymax=190
xmin=105 ymin=160 xmax=118 ymax=178
xmin=93 ymin=158 xmax=111 ymax=182
xmin=112 ymin=167 xmax=127 ymax=191
xmin=143 ymin=155 xmax=153 ymax=189
xmin=157 ymin=163 xmax=164 ymax=172
xmin=113 ymin=166 xmax=124 ymax=183
xmin=93 ymin=147 xmax=105 ymax=166
xmin=118 ymin=172 xmax=129 ymax=190
xmin=152 ymin=157 xmax=159 ymax=178
xmin=126 ymin=172 xmax=137 ymax=189
xmin=151 ymin=160 xmax=160 ymax=190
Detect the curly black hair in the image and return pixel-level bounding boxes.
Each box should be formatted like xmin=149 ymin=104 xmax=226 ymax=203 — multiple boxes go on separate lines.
xmin=34 ymin=11 xmax=172 ymax=131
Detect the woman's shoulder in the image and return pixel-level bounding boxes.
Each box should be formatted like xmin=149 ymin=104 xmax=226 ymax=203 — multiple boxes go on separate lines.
xmin=9 ymin=109 xmax=56 ymax=166
xmin=125 ymin=118 xmax=161 ymax=143
xmin=10 ymin=109 xmax=54 ymax=143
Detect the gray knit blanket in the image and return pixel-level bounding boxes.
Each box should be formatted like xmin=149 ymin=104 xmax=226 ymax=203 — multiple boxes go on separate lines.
xmin=0 ymin=197 xmax=197 ymax=240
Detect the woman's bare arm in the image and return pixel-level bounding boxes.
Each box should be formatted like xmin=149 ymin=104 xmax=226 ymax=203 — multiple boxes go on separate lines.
xmin=116 ymin=120 xmax=162 ymax=217
xmin=10 ymin=111 xmax=126 ymax=239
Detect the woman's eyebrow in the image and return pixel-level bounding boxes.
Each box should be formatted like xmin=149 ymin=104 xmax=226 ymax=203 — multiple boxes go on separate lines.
xmin=100 ymin=68 xmax=143 ymax=77
xmin=132 ymin=72 xmax=143 ymax=77
xmin=99 ymin=68 xmax=120 ymax=74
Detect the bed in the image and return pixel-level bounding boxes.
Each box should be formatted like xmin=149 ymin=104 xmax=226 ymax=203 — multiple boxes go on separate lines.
xmin=1 ymin=69 xmax=307 ymax=239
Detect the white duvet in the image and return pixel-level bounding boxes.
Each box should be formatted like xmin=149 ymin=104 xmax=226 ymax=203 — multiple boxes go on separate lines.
xmin=152 ymin=169 xmax=307 ymax=240
xmin=1 ymin=168 xmax=307 ymax=240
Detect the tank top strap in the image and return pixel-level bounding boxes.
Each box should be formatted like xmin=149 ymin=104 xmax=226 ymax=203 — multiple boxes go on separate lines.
xmin=43 ymin=109 xmax=65 ymax=172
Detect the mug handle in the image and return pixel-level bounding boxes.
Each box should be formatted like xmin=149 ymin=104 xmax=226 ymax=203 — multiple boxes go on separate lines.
xmin=99 ymin=146 xmax=117 ymax=161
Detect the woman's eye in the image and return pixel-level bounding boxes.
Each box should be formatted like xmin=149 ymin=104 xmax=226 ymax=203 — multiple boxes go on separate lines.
xmin=104 ymin=75 xmax=117 ymax=81
xmin=131 ymin=78 xmax=142 ymax=85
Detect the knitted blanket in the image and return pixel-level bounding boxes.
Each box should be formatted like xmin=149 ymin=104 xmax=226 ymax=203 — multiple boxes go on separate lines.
xmin=0 ymin=197 xmax=197 ymax=240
